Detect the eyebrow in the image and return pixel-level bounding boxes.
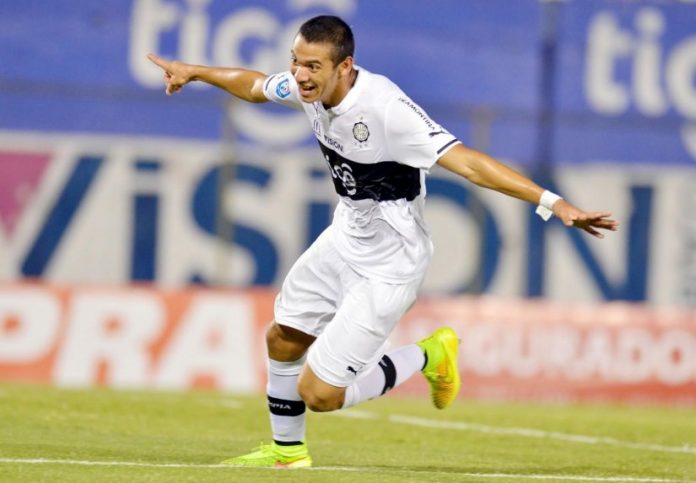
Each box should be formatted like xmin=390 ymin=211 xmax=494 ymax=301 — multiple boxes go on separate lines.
xmin=290 ymin=50 xmax=323 ymax=66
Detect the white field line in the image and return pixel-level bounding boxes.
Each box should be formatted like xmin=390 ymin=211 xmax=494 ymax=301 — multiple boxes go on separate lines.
xmin=389 ymin=415 xmax=696 ymax=456
xmin=327 ymin=408 xmax=379 ymax=419
xmin=218 ymin=399 xmax=244 ymax=409
xmin=0 ymin=458 xmax=683 ymax=482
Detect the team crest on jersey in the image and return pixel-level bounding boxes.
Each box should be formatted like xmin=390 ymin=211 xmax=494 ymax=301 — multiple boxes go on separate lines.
xmin=275 ymin=77 xmax=290 ymax=99
xmin=352 ymin=121 xmax=369 ymax=142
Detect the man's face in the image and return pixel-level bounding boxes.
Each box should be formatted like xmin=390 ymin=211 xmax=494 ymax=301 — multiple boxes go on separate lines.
xmin=290 ymin=35 xmax=343 ymax=105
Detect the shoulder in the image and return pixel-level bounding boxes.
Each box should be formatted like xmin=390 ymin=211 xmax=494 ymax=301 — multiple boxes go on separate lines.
xmin=354 ymin=68 xmax=405 ymax=125
xmin=359 ymin=69 xmax=403 ymax=102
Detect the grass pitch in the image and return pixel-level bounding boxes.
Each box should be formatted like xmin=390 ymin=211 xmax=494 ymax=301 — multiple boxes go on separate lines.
xmin=0 ymin=383 xmax=694 ymax=482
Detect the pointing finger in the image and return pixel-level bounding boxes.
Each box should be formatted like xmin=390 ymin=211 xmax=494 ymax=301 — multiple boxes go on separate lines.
xmin=147 ymin=53 xmax=170 ymax=70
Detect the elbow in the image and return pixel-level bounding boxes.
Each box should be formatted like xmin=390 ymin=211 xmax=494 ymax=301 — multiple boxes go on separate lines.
xmin=459 ymin=167 xmax=483 ymax=185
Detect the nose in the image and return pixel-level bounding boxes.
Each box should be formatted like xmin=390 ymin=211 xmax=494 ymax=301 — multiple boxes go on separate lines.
xmin=293 ymin=66 xmax=309 ymax=83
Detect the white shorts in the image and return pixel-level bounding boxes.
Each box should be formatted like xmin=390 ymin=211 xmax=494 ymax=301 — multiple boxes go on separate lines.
xmin=274 ymin=228 xmax=423 ymax=387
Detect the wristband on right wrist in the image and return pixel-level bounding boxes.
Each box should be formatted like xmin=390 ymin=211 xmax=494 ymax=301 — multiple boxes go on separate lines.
xmin=535 ymin=190 xmax=562 ymax=221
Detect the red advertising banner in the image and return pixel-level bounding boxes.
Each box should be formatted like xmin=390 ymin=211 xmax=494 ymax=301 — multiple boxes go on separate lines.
xmin=1 ymin=283 xmax=695 ymax=405
xmin=0 ymin=283 xmax=274 ymax=392
xmin=391 ymin=297 xmax=696 ymax=405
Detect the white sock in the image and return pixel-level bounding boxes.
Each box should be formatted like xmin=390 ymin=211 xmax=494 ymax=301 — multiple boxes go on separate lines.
xmin=267 ymin=357 xmax=306 ymax=444
xmin=342 ymin=344 xmax=425 ymax=408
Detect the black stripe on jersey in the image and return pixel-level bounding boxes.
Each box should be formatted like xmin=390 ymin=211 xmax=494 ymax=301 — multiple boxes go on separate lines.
xmin=267 ymin=395 xmax=306 ymax=416
xmin=379 ymin=355 xmax=397 ymax=395
xmin=263 ymin=74 xmax=277 ymax=93
xmin=436 ymin=139 xmax=459 ymax=155
xmin=318 ymin=142 xmax=421 ymax=202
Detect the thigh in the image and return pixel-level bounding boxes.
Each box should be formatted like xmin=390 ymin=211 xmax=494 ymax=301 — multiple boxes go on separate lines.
xmin=307 ymin=276 xmax=420 ymax=387
xmin=274 ymin=228 xmax=345 ymax=337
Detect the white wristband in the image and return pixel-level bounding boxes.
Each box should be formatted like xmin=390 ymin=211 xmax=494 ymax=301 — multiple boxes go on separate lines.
xmin=535 ymin=190 xmax=562 ymax=221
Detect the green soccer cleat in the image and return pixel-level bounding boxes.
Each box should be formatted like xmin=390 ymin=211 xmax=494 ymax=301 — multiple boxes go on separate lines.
xmin=221 ymin=442 xmax=312 ymax=468
xmin=417 ymin=327 xmax=461 ymax=409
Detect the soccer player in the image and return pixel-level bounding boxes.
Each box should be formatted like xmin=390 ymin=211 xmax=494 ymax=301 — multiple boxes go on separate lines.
xmin=147 ymin=15 xmax=618 ymax=468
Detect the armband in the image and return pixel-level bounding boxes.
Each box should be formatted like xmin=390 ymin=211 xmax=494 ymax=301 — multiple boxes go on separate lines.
xmin=535 ymin=190 xmax=562 ymax=221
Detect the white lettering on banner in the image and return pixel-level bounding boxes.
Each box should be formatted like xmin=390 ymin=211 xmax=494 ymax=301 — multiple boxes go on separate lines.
xmin=53 ymin=292 xmax=164 ymax=388
xmin=499 ymin=328 xmax=540 ymax=379
xmin=544 ymin=326 xmax=581 ymax=378
xmin=585 ymin=13 xmax=635 ymax=114
xmin=461 ymin=324 xmax=500 ymax=377
xmin=212 ymin=8 xmax=279 ymax=71
xmin=128 ymin=1 xmax=355 ymax=145
xmin=129 ymin=0 xmax=180 ymax=87
xmin=613 ymin=328 xmax=653 ymax=383
xmin=666 ymin=38 xmax=696 ymax=118
xmin=288 ymin=0 xmax=356 ymax=15
xmin=3 ymin=132 xmax=694 ymax=302
xmin=130 ymin=0 xmax=355 ymax=80
xmin=180 ymin=0 xmax=211 ymax=66
xmin=154 ymin=295 xmax=255 ymax=392
xmin=653 ymin=329 xmax=695 ymax=386
xmin=585 ymin=8 xmax=696 ymax=118
xmin=572 ymin=329 xmax=614 ymax=381
xmin=585 ymin=8 xmax=696 ymax=160
xmin=0 ymin=289 xmax=60 ymax=363
xmin=460 ymin=324 xmax=696 ymax=385
xmin=634 ymin=9 xmax=668 ymax=116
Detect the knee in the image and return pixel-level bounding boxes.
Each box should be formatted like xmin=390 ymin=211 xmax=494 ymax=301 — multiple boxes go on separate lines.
xmin=297 ymin=381 xmax=342 ymax=413
xmin=266 ymin=322 xmax=314 ymax=361
xmin=265 ymin=323 xmax=283 ymax=350
xmin=299 ymin=390 xmax=342 ymax=412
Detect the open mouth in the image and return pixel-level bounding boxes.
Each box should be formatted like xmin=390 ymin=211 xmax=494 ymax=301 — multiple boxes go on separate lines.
xmin=299 ymin=84 xmax=316 ymax=97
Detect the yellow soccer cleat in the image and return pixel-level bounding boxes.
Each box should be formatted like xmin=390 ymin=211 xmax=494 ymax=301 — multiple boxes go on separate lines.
xmin=221 ymin=442 xmax=312 ymax=468
xmin=416 ymin=327 xmax=461 ymax=409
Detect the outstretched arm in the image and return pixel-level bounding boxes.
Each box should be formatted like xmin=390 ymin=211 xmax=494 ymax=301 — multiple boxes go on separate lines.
xmin=437 ymin=144 xmax=619 ymax=238
xmin=146 ymin=54 xmax=268 ymax=103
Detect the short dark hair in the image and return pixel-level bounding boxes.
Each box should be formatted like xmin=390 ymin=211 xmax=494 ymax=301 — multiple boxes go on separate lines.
xmin=298 ymin=15 xmax=354 ymax=66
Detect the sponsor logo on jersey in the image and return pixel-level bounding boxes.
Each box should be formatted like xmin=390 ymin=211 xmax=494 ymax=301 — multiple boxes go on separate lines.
xmin=325 ymin=155 xmax=357 ymax=195
xmin=352 ymin=122 xmax=369 ymax=142
xmin=323 ymin=134 xmax=344 ymax=152
xmin=398 ymin=97 xmax=437 ymax=130
xmin=275 ymin=77 xmax=290 ymax=99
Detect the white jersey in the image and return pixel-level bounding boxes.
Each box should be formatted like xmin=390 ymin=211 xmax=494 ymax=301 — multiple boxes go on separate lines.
xmin=263 ymin=66 xmax=460 ymax=283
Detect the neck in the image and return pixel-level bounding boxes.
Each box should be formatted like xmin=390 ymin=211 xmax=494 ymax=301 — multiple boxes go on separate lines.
xmin=324 ymin=68 xmax=358 ymax=109
xmin=349 ymin=67 xmax=358 ymax=87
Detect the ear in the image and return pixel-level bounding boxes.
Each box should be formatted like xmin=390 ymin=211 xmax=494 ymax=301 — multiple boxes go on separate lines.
xmin=339 ymin=56 xmax=353 ymax=77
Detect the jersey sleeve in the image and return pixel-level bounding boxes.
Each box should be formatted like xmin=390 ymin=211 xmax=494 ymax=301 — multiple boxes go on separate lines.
xmin=384 ymin=96 xmax=460 ymax=169
xmin=262 ymin=71 xmax=303 ymax=110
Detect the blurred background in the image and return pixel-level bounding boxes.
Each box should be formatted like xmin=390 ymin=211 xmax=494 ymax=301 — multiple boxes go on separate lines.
xmin=0 ymin=0 xmax=695 ymax=404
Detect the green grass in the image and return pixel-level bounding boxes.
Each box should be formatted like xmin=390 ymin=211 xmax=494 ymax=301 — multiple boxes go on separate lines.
xmin=0 ymin=383 xmax=694 ymax=482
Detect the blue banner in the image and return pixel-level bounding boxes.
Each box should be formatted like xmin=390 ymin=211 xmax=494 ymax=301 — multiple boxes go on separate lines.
xmin=1 ymin=1 xmax=695 ymax=165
